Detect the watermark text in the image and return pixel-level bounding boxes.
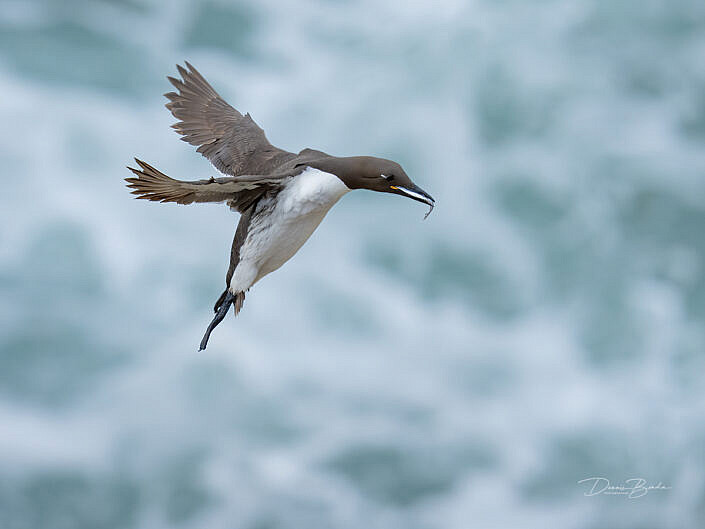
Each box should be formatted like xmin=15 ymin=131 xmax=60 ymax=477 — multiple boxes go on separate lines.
xmin=577 ymin=477 xmax=671 ymax=499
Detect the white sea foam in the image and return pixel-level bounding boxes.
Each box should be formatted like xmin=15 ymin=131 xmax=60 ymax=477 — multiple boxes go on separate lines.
xmin=0 ymin=0 xmax=703 ymax=527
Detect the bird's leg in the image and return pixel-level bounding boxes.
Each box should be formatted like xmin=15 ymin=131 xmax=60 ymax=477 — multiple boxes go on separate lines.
xmin=199 ymin=291 xmax=236 ymax=351
xmin=213 ymin=289 xmax=228 ymax=312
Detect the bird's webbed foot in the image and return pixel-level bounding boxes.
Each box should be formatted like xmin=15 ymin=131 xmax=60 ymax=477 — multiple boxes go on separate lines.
xmin=199 ymin=291 xmax=236 ymax=351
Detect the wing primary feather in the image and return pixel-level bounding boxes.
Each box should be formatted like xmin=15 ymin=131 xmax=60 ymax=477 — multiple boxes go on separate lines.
xmin=164 ymin=62 xmax=295 ymax=176
xmin=125 ymin=158 xmax=293 ymax=211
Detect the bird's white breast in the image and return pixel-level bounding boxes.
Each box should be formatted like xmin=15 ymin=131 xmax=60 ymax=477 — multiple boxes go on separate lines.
xmin=278 ymin=166 xmax=350 ymax=215
xmin=230 ymin=167 xmax=349 ymax=292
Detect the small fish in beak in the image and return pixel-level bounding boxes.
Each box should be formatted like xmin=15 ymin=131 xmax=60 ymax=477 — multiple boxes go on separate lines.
xmin=390 ymin=184 xmax=436 ymax=220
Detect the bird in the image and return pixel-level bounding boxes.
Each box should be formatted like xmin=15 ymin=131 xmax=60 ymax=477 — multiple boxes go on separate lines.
xmin=126 ymin=62 xmax=435 ymax=351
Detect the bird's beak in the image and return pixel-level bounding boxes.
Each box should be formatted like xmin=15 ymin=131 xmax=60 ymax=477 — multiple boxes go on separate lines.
xmin=390 ymin=184 xmax=435 ymax=219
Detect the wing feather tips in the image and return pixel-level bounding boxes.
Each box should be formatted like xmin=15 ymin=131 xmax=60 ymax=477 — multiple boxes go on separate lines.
xmin=164 ymin=63 xmax=229 ymax=150
xmin=166 ymin=62 xmax=220 ymax=102
xmin=181 ymin=61 xmax=219 ymax=96
xmin=124 ymin=158 xmax=196 ymax=205
xmin=161 ymin=61 xmax=292 ymax=177
xmin=176 ymin=63 xmax=189 ymax=79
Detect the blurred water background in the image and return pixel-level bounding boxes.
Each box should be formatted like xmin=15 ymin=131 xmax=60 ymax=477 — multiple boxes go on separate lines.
xmin=1 ymin=0 xmax=705 ymax=527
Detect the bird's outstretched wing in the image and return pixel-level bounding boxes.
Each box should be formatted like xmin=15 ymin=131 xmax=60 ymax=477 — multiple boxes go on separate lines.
xmin=164 ymin=62 xmax=294 ymax=176
xmin=126 ymin=158 xmax=291 ymax=212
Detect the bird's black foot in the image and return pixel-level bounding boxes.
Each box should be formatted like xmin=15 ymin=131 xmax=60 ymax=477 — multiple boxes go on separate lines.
xmin=213 ymin=289 xmax=228 ymax=313
xmin=199 ymin=291 xmax=236 ymax=351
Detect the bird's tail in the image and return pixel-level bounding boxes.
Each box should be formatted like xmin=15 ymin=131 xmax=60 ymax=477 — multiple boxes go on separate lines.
xmin=199 ymin=290 xmax=245 ymax=351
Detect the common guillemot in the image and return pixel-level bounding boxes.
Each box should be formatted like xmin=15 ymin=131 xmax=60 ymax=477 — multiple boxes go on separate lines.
xmin=126 ymin=62 xmax=435 ymax=350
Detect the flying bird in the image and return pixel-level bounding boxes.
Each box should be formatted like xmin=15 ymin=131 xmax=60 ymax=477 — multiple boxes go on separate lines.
xmin=126 ymin=62 xmax=435 ymax=350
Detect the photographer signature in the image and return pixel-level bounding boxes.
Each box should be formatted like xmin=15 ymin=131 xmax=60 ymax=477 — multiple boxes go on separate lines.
xmin=577 ymin=477 xmax=671 ymax=499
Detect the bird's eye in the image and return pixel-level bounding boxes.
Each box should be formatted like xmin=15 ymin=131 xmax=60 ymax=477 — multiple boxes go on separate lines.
xmin=382 ymin=174 xmax=394 ymax=181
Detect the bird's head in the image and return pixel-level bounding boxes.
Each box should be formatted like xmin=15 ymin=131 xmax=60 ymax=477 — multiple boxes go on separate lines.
xmin=309 ymin=155 xmax=435 ymax=219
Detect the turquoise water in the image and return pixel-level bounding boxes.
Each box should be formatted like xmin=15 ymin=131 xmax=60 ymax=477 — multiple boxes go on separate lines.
xmin=1 ymin=0 xmax=704 ymax=527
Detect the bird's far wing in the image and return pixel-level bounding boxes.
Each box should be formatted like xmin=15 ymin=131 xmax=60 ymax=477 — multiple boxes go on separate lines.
xmin=126 ymin=158 xmax=291 ymax=212
xmin=164 ymin=62 xmax=294 ymax=176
